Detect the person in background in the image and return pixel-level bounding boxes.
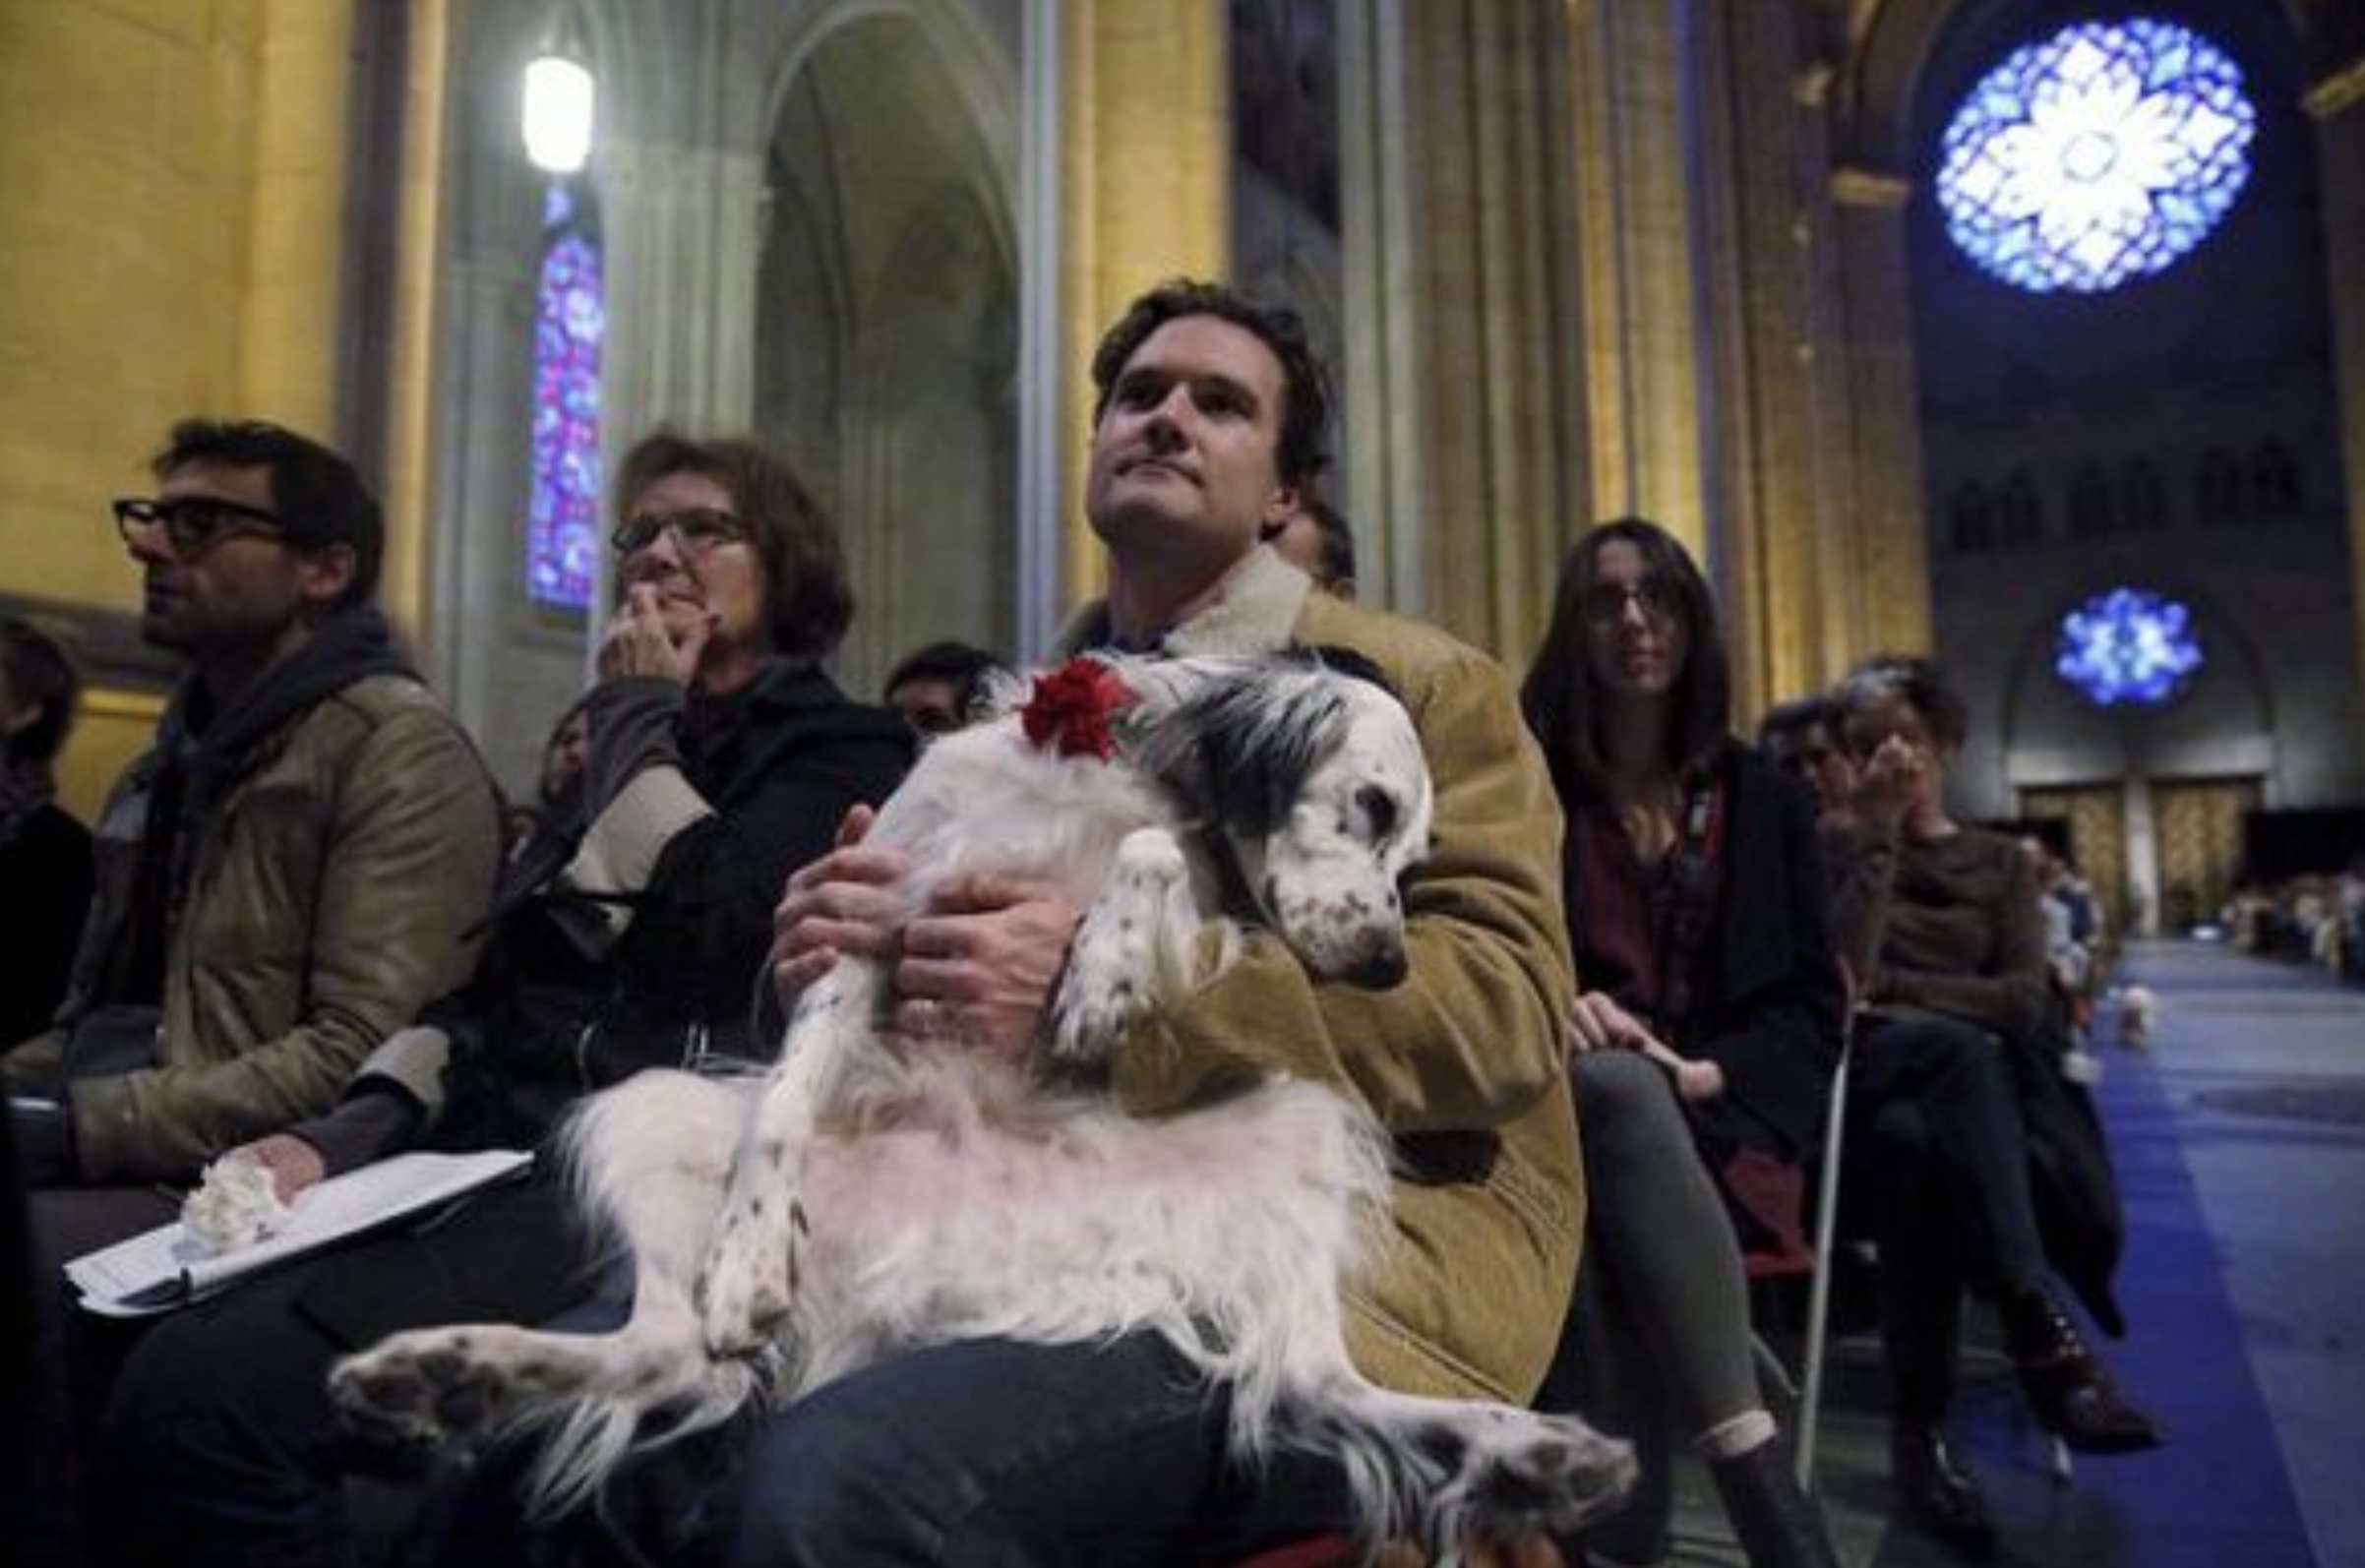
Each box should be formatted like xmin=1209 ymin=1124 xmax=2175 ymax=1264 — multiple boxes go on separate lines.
xmin=1828 ymin=654 xmax=2159 ymax=1548
xmin=1264 ymin=485 xmax=1359 ymax=599
xmin=91 ymin=429 xmax=913 ymax=1568
xmin=0 ymin=618 xmax=95 ymax=1047
xmin=1521 ymin=517 xmax=1840 ymax=1568
xmin=880 ymin=638 xmax=1012 ymax=739
xmin=501 ymin=694 xmax=596 ymax=861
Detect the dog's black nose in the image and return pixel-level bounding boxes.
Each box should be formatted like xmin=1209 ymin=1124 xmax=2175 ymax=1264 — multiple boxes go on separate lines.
xmin=1348 ymin=949 xmax=1409 ymax=990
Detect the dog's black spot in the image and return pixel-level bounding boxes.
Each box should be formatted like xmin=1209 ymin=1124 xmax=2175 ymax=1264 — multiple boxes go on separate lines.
xmin=791 ymin=1200 xmax=811 ymax=1236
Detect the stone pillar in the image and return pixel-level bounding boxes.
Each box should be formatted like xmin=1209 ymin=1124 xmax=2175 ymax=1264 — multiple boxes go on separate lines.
xmin=1567 ymin=1 xmax=1709 ymax=563
xmin=1056 ymin=0 xmax=1229 ymax=610
xmin=1334 ymin=0 xmax=1595 ymax=657
xmin=1690 ymin=0 xmax=1853 ymax=720
xmin=595 ymin=139 xmax=769 ymax=633
xmin=1827 ymin=165 xmax=1933 ymax=659
xmin=239 ymin=0 xmax=356 ymax=436
xmin=380 ymin=0 xmax=449 ymax=647
xmin=2304 ymin=55 xmax=2365 ymax=751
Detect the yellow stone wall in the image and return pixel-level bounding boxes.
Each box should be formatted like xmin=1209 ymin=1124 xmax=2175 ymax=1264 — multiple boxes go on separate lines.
xmin=0 ymin=0 xmax=353 ymax=818
xmin=1058 ymin=0 xmax=1230 ymax=606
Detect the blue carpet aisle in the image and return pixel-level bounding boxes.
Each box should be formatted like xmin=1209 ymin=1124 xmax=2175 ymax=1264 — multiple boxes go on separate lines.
xmin=1655 ymin=939 xmax=2362 ymax=1566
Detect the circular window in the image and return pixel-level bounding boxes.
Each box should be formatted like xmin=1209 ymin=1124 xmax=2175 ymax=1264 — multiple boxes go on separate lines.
xmin=1935 ymin=19 xmax=2256 ymax=293
xmin=2055 ymin=588 xmax=2204 ymax=706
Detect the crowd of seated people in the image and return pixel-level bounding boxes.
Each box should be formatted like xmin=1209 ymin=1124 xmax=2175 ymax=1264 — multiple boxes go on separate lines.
xmin=2223 ymin=865 xmax=2365 ymax=980
xmin=6 ymin=288 xmax=2180 ymax=1568
xmin=5 ymin=286 xmax=1585 ymax=1567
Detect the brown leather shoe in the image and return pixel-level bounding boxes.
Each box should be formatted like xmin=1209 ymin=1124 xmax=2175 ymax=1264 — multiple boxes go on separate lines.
xmin=2002 ymin=1288 xmax=2164 ymax=1454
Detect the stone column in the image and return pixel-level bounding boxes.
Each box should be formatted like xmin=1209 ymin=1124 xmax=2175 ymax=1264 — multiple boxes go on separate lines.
xmin=1335 ymin=0 xmax=1591 ymax=658
xmin=1827 ymin=165 xmax=1933 ymax=659
xmin=1567 ymin=0 xmax=1709 ymax=562
xmin=239 ymin=0 xmax=356 ymax=436
xmin=2304 ymin=55 xmax=2365 ymax=754
xmin=1056 ymin=0 xmax=1229 ymax=610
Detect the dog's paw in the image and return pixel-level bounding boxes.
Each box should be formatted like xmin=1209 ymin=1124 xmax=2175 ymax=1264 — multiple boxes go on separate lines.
xmin=697 ymin=1194 xmax=803 ymax=1357
xmin=1438 ymin=1410 xmax=1638 ymax=1543
xmin=331 ymin=1328 xmax=540 ymax=1447
xmin=1050 ymin=828 xmax=1192 ymax=1063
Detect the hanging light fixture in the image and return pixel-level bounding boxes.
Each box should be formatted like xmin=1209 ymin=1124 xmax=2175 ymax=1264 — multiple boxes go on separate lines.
xmin=521 ymin=4 xmax=595 ymax=175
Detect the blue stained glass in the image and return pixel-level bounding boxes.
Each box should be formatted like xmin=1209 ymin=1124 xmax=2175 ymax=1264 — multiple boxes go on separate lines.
xmin=2055 ymin=587 xmax=2204 ymax=707
xmin=526 ymin=184 xmax=604 ymax=611
xmin=1935 ymin=19 xmax=2256 ymax=293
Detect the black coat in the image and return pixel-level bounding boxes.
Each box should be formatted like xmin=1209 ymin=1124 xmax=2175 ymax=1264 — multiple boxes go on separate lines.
xmin=0 ymin=804 xmax=93 ymax=1048
xmin=434 ymin=663 xmax=913 ymax=1152
xmin=1565 ymin=745 xmax=1847 ymax=1160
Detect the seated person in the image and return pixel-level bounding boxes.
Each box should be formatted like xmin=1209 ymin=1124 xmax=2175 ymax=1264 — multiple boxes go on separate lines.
xmin=5 ymin=421 xmax=501 ymax=1271
xmin=1824 ymin=655 xmax=2159 ymax=1548
xmin=1263 ymin=484 xmax=1359 ymax=599
xmin=1521 ymin=519 xmax=1839 ymax=1568
xmin=0 ymin=617 xmax=95 ymax=1048
xmin=880 ymin=638 xmax=1011 ymax=739
xmin=88 ymin=429 xmax=913 ymax=1568
xmin=489 ymin=280 xmax=1584 ymax=1565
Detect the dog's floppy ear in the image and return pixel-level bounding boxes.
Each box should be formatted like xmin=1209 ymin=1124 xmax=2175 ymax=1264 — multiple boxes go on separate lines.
xmin=1299 ymin=643 xmax=1403 ymax=705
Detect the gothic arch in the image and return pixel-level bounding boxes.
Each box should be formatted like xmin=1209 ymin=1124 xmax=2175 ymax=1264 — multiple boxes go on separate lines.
xmin=755 ymin=2 xmax=1022 ymax=691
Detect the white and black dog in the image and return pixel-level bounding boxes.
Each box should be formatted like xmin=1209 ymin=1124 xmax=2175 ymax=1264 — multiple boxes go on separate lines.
xmin=332 ymin=650 xmax=1632 ymax=1554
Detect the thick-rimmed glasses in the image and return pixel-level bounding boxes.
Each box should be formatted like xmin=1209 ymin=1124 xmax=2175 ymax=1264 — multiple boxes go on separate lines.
xmin=1582 ymin=577 xmax=1677 ymax=627
xmin=610 ymin=507 xmax=747 ymax=558
xmin=112 ymin=495 xmax=290 ymax=557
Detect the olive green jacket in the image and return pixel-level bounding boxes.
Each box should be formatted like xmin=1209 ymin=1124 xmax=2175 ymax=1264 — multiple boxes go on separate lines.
xmin=3 ymin=674 xmax=502 ymax=1181
xmin=1067 ymin=547 xmax=1582 ymax=1403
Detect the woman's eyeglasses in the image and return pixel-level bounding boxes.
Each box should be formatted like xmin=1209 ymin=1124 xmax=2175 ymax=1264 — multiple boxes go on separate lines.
xmin=611 ymin=507 xmax=748 ymax=558
xmin=112 ymin=496 xmax=290 ymax=557
xmin=1582 ymin=577 xmax=1677 ymax=627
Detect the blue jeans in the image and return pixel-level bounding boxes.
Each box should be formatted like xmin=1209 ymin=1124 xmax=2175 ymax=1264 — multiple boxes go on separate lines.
xmin=724 ymin=1333 xmax=1357 ymax=1567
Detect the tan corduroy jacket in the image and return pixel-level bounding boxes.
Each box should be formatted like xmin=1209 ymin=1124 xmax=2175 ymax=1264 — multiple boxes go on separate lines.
xmin=1065 ymin=546 xmax=1583 ymax=1404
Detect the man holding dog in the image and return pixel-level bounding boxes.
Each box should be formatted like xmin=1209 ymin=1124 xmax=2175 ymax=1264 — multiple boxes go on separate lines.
xmin=749 ymin=280 xmax=1585 ymax=1562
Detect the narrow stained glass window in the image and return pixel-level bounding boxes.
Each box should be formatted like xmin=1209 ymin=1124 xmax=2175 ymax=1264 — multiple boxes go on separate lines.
xmin=2055 ymin=587 xmax=2204 ymax=707
xmin=1935 ymin=19 xmax=2256 ymax=294
xmin=527 ymin=182 xmax=605 ymax=612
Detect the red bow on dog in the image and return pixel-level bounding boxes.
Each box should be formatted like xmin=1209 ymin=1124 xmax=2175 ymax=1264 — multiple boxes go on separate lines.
xmin=1020 ymin=659 xmax=1136 ymax=761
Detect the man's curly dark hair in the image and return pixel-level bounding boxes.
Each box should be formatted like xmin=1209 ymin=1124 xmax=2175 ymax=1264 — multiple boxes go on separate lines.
xmin=1088 ymin=279 xmax=1334 ymax=488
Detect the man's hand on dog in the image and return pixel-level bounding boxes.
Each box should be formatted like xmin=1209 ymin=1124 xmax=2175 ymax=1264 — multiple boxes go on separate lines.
xmin=773 ymin=806 xmax=1085 ymax=1064
xmin=771 ymin=806 xmax=904 ymax=1004
xmin=895 ymin=873 xmax=1083 ymax=1064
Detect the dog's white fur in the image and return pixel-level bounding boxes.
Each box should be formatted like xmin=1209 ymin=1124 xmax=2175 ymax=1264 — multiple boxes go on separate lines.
xmin=332 ymin=651 xmax=1632 ymax=1553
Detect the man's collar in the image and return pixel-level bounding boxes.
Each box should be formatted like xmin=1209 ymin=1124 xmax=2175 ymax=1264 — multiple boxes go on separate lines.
xmin=1061 ymin=544 xmax=1312 ymax=658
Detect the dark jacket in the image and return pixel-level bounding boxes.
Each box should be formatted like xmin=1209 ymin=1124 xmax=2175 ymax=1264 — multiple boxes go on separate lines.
xmin=1563 ymin=744 xmax=1846 ymax=1160
xmin=322 ymin=660 xmax=913 ymax=1161
xmin=0 ymin=803 xmax=93 ymax=1047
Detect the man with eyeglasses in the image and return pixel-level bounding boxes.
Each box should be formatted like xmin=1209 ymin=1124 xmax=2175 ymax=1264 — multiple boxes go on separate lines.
xmin=3 ymin=421 xmax=501 ymax=1260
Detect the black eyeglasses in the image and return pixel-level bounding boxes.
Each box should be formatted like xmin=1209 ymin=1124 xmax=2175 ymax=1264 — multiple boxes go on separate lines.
xmin=1582 ymin=577 xmax=1677 ymax=627
xmin=112 ymin=495 xmax=290 ymax=556
xmin=611 ymin=507 xmax=748 ymax=558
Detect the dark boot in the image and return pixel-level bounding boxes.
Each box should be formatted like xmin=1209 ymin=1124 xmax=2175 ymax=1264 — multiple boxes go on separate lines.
xmin=1711 ymin=1437 xmax=1840 ymax=1568
xmin=2000 ymin=1287 xmax=2163 ymax=1453
xmin=1890 ymin=1420 xmax=1995 ymax=1551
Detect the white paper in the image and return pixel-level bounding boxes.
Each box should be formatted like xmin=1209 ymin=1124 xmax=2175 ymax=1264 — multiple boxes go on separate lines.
xmin=67 ymin=1148 xmax=534 ymax=1317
